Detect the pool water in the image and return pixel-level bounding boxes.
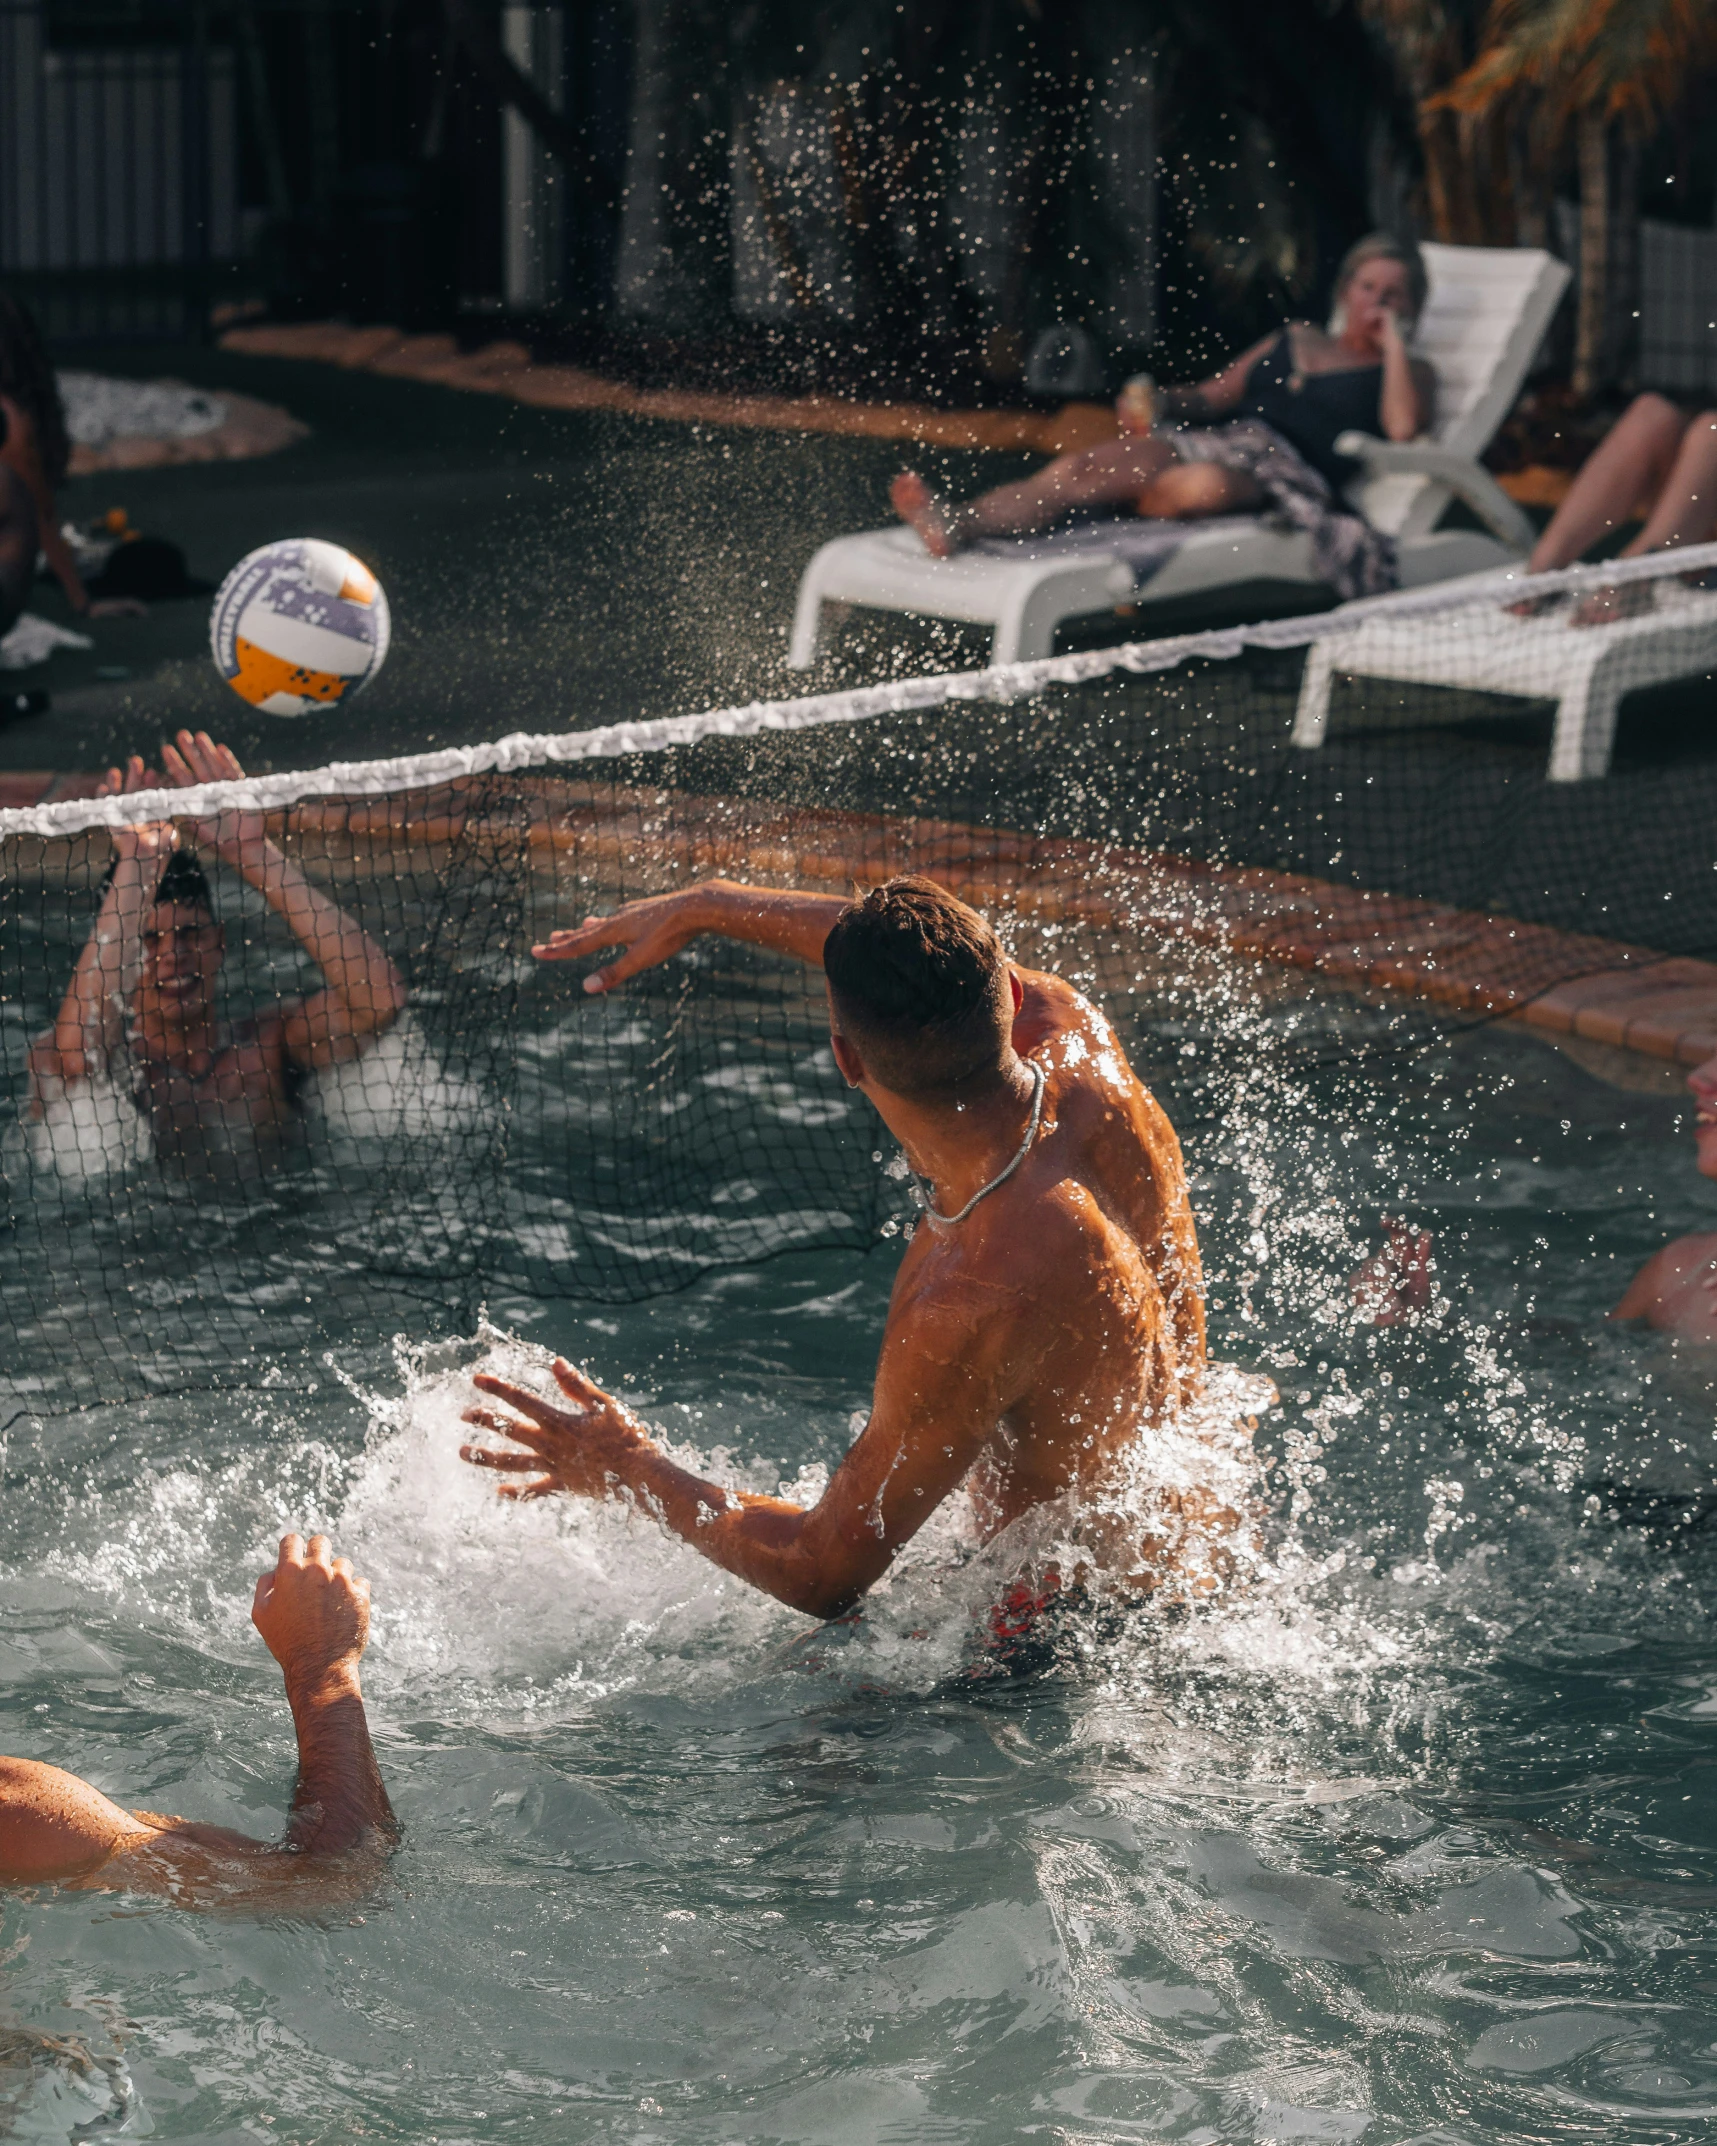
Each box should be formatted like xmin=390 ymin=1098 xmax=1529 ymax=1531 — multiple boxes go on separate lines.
xmin=2 ymin=987 xmax=1715 ymax=2144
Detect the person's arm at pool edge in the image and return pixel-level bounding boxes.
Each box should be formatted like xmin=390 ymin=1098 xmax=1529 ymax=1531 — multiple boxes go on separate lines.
xmin=0 ymin=1535 xmax=398 ymax=1894
xmin=534 ymin=879 xmax=848 ymax=992
xmin=462 ymin=1286 xmax=1013 ymax=1619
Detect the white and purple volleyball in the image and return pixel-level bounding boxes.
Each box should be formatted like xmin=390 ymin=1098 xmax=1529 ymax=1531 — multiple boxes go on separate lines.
xmin=209 ymin=538 xmax=391 ymax=716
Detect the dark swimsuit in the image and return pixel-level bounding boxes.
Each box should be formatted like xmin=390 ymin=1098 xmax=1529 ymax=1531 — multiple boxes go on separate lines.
xmin=1237 ymin=330 xmax=1385 ymax=489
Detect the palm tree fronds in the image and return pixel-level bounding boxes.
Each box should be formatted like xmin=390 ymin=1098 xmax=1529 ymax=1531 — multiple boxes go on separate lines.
xmin=1434 ymin=0 xmax=1717 ymax=130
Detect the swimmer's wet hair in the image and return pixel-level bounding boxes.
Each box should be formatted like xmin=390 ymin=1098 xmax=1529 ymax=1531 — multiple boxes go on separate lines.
xmin=99 ymin=847 xmax=215 ymax=912
xmin=823 ymin=876 xmax=1010 ymax=1097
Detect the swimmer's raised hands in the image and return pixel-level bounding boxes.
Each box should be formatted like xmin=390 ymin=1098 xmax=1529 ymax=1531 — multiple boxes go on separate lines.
xmin=161 ymin=729 xmax=266 ymax=865
xmin=98 ymin=752 xmax=173 ymax=864
xmin=461 ymin=1357 xmax=649 ymax=1499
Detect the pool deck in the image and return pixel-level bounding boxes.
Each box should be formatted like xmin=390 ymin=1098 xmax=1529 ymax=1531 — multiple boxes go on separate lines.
xmin=212 ymin=322 xmax=1569 ymax=505
xmin=10 ymin=756 xmax=1712 ymax=1071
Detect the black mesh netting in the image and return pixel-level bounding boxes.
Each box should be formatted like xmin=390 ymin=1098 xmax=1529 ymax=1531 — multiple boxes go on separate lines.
xmin=4 ymin=547 xmax=1716 ymax=1407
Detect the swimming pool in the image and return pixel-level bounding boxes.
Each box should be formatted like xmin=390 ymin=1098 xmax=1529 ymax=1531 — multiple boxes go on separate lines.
xmin=2 ymin=943 xmax=1714 ymax=2143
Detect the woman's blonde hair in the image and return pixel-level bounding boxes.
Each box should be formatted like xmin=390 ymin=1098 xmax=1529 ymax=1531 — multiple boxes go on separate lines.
xmin=1329 ymin=232 xmax=1428 ymax=333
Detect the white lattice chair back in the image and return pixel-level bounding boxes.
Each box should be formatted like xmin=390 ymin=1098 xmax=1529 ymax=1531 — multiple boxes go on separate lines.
xmin=1346 ymin=242 xmax=1570 ymax=540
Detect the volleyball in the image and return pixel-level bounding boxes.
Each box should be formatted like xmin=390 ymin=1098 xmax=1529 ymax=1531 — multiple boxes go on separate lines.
xmin=209 ymin=538 xmax=391 ymax=716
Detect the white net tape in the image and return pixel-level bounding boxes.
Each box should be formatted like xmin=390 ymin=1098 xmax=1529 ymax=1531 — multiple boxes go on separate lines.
xmin=7 ymin=538 xmax=1715 ymax=839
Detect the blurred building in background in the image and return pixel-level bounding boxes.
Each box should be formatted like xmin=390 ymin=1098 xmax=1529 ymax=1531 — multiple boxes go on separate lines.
xmin=1 ymin=0 xmax=1712 ymax=401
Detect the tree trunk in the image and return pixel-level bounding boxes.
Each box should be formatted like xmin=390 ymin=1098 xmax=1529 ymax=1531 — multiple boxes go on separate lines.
xmin=442 ymin=0 xmax=616 ymax=212
xmin=233 ymin=0 xmax=290 ymax=220
xmin=1606 ymin=129 xmax=1642 ymax=391
xmin=303 ymin=0 xmax=340 ymax=215
xmin=1416 ymin=106 xmax=1465 ymax=240
xmin=614 ymin=0 xmax=732 ymax=328
xmin=1507 ymin=113 xmax=1547 ymax=251
xmin=1573 ymin=104 xmax=1609 ymax=400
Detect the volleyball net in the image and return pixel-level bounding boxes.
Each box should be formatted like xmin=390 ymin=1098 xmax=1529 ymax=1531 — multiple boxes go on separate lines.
xmin=4 ymin=541 xmax=1716 ymax=1410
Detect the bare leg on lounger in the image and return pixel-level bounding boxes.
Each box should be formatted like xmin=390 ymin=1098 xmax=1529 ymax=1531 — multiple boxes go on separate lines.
xmin=891 ymin=446 xmax=1264 ymax=558
xmin=1521 ymin=396 xmax=1717 ymax=625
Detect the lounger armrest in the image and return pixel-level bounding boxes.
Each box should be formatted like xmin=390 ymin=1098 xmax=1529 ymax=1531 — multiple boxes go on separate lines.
xmin=1335 ymin=432 xmax=1535 ymax=552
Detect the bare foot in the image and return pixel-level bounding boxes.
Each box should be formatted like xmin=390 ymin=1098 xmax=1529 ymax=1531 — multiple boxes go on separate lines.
xmin=1571 ymin=578 xmax=1656 ymax=629
xmin=890 ymin=471 xmax=963 ymax=558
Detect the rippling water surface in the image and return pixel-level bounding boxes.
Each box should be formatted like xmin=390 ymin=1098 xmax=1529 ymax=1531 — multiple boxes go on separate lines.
xmin=2 ymin=994 xmax=1715 ymax=2145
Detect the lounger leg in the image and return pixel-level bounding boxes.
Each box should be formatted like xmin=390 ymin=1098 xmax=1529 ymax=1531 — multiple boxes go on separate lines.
xmin=1547 ymin=671 xmax=1618 ymax=782
xmin=787 ymin=573 xmax=828 ymax=670
xmin=992 ymin=598 xmax=1055 ymax=667
xmin=1290 ymin=643 xmax=1337 ymax=747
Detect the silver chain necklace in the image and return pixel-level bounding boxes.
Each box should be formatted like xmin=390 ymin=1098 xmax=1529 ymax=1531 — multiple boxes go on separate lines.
xmin=908 ymin=1060 xmax=1047 ymax=1232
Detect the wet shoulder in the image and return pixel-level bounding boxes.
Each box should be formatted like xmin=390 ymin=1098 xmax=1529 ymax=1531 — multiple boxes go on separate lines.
xmin=1015 ymin=969 xmax=1123 ymax=1073
xmin=1017 ymin=970 xmax=1168 ymax=1126
xmin=1618 ymin=1231 xmax=1717 ymax=1318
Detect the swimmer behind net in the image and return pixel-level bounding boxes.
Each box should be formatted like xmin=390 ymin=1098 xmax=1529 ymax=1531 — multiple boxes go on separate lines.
xmin=0 ymin=1535 xmax=397 ymax=1899
xmin=26 ymin=729 xmax=406 ymax=1173
xmin=462 ymin=875 xmax=1256 ymax=1631
xmin=1353 ymin=1046 xmax=1717 ymax=1344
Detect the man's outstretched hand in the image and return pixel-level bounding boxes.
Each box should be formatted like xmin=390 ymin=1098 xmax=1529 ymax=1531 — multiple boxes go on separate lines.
xmin=532 ymin=886 xmax=714 ymax=996
xmin=251 ymin=1533 xmax=370 ymax=1698
xmin=461 ymin=1358 xmax=651 ymax=1500
xmin=1349 ymin=1219 xmax=1434 ymax=1327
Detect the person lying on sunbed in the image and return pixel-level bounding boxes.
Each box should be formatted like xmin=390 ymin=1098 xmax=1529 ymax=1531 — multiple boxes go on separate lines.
xmin=1353 ymin=1046 xmax=1717 ymax=1343
xmin=1511 ymin=393 xmax=1717 ymax=627
xmin=0 ymin=1534 xmax=398 ymax=1902
xmin=26 ymin=729 xmax=406 ymax=1178
xmin=889 ymin=232 xmax=1435 ymax=604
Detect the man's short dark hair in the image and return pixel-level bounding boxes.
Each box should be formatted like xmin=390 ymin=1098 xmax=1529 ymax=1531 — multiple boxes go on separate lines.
xmin=100 ymin=847 xmax=214 ymax=912
xmin=823 ymin=876 xmax=1010 ymax=1097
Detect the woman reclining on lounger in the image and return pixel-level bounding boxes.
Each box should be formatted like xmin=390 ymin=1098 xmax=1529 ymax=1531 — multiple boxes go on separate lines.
xmin=1513 ymin=392 xmax=1717 ymax=625
xmin=891 ymin=232 xmax=1436 ymax=603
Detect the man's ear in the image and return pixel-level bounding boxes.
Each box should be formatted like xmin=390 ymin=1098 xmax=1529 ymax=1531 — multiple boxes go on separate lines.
xmin=1009 ymin=970 xmax=1024 ymax=1014
xmin=830 ymin=1026 xmax=866 ymax=1091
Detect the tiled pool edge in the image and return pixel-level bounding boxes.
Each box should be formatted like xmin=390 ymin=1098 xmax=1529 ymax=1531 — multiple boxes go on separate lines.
xmin=9 ymin=766 xmax=1709 ymax=1072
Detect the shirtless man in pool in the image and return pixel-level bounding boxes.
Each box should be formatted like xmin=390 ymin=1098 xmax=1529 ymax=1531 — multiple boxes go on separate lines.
xmin=0 ymin=1534 xmax=397 ymax=1898
xmin=460 ymin=875 xmax=1236 ymax=1623
xmin=27 ymin=729 xmax=405 ymax=1175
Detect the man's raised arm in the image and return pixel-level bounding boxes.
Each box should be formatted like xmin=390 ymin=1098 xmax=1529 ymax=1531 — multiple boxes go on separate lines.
xmin=0 ymin=1535 xmax=397 ymax=1904
xmin=26 ymin=756 xmax=174 ymax=1108
xmin=534 ymin=879 xmax=847 ymax=995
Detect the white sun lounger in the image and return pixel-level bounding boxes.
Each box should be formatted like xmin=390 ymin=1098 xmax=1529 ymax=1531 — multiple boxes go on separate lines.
xmin=788 ymin=243 xmax=1571 ymax=669
xmin=1291 ymin=562 xmax=1717 ymax=781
